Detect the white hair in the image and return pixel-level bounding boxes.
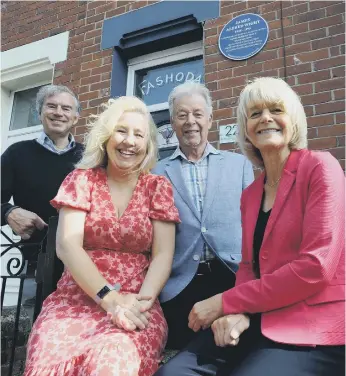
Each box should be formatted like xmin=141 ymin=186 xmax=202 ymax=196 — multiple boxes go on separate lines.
xmin=168 ymin=82 xmax=213 ymax=118
xmin=237 ymin=77 xmax=308 ymax=167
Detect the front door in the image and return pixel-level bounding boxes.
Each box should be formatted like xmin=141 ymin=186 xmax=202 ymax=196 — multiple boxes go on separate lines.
xmin=152 ymin=110 xmax=177 ymax=160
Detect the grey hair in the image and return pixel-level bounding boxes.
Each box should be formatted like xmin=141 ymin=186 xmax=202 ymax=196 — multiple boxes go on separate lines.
xmin=168 ymin=82 xmax=213 ymax=118
xmin=237 ymin=77 xmax=308 ymax=168
xmin=36 ymin=85 xmax=81 ymax=115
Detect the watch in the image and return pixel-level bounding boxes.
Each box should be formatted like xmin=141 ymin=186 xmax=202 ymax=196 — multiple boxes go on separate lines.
xmin=94 ymin=283 xmax=121 ymax=304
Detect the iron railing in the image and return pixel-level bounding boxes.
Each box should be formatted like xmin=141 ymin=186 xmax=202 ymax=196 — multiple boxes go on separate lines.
xmin=1 ymin=229 xmax=43 ymax=376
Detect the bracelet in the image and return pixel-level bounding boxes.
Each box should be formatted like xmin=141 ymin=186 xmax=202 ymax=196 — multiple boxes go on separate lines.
xmin=94 ymin=283 xmax=121 ymax=305
xmin=4 ymin=206 xmax=20 ymax=224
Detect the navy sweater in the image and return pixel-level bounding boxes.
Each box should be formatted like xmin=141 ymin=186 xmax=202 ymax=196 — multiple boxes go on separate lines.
xmin=1 ymin=140 xmax=83 ymax=243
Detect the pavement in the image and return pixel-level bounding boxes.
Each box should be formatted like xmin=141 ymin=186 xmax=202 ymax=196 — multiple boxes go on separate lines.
xmin=21 ymin=278 xmax=36 ymax=324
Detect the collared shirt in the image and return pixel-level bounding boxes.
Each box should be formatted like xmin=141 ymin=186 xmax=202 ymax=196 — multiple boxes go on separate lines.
xmin=170 ymin=143 xmax=220 ymax=261
xmin=36 ymin=132 xmax=76 ymax=155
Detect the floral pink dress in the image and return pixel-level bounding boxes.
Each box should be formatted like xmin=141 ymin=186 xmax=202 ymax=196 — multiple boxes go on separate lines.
xmin=24 ymin=168 xmax=180 ymax=376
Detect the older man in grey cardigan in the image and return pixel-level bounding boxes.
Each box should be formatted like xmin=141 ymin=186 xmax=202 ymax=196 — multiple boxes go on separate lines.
xmin=152 ymin=82 xmax=254 ymax=349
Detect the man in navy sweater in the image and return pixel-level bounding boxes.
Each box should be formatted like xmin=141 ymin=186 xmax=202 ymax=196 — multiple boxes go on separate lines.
xmin=1 ymin=85 xmax=83 ymax=300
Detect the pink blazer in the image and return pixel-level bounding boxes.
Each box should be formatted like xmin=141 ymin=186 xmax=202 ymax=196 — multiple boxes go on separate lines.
xmin=222 ymin=149 xmax=345 ymax=346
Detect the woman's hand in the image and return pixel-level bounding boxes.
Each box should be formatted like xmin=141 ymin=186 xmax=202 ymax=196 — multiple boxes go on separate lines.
xmin=138 ymin=298 xmax=155 ymax=314
xmin=211 ymin=314 xmax=250 ymax=347
xmin=107 ymin=306 xmax=136 ymax=331
xmin=101 ymin=292 xmax=152 ymax=331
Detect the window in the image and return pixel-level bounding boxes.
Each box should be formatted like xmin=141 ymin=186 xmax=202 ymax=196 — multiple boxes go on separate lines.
xmin=127 ymin=42 xmax=204 ymax=158
xmin=134 ymin=57 xmax=203 ymax=107
xmin=1 ymin=31 xmax=69 ymax=152
xmin=9 ymin=85 xmax=46 ymax=131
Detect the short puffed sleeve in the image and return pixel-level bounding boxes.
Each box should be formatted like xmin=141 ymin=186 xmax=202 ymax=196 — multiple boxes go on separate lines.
xmin=148 ymin=175 xmax=180 ymax=223
xmin=50 ymin=169 xmax=93 ymax=212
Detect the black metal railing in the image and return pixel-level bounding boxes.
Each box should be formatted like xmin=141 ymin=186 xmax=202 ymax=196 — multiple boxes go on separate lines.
xmin=1 ymin=217 xmax=60 ymax=376
xmin=1 ymin=229 xmax=42 ymax=376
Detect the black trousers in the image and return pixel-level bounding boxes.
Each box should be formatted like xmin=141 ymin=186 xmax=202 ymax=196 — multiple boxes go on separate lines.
xmin=161 ymin=259 xmax=236 ymax=350
xmin=156 ymin=315 xmax=345 ymax=376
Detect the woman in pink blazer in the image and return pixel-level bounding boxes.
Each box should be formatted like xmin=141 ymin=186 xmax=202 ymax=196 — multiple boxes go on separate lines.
xmin=156 ymin=77 xmax=345 ymax=376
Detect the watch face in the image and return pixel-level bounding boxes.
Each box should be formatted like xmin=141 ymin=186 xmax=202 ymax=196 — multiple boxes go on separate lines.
xmin=97 ymin=285 xmax=111 ymax=299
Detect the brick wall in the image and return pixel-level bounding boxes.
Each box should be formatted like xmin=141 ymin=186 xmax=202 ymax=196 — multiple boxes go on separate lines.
xmin=206 ymin=1 xmax=345 ymax=169
xmin=1 ymin=0 xmax=345 ymax=168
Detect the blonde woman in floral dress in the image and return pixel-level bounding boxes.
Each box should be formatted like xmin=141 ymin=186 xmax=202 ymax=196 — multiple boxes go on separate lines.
xmin=24 ymin=97 xmax=180 ymax=376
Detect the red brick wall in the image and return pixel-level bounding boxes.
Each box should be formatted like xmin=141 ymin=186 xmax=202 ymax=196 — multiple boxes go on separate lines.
xmin=1 ymin=0 xmax=158 ymax=138
xmin=1 ymin=0 xmax=345 ymax=168
xmin=206 ymin=1 xmax=345 ymax=169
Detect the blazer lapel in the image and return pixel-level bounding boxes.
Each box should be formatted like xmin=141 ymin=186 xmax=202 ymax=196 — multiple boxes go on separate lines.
xmin=165 ymin=158 xmax=200 ymax=220
xmin=244 ymin=174 xmax=264 ymax=260
xmin=202 ymin=153 xmax=224 ymax=222
xmin=262 ymin=150 xmax=302 ymax=245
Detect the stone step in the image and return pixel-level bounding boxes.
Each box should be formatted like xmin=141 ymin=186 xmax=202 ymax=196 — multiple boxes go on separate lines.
xmin=1 ymin=359 xmax=25 ymax=376
xmin=1 ymin=306 xmax=32 ymax=376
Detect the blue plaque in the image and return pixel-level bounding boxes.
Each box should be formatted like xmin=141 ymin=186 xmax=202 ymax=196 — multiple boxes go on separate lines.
xmin=218 ymin=13 xmax=269 ymax=61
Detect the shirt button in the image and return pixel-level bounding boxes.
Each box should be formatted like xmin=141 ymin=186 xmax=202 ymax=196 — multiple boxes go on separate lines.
xmin=201 ymin=227 xmax=207 ymax=233
xmin=261 ymin=252 xmax=268 ymax=260
xmin=193 ymin=254 xmax=200 ymax=261
xmin=199 ymin=198 xmax=202 ymax=202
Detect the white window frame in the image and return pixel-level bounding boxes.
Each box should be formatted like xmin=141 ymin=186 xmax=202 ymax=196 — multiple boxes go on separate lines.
xmin=7 ymin=81 xmax=52 ymax=137
xmin=1 ymin=31 xmax=70 ymax=153
xmin=126 ymin=41 xmax=203 ymax=112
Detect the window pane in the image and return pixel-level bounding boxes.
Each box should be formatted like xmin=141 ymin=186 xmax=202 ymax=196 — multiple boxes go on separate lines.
xmin=135 ymin=57 xmax=204 ymax=106
xmin=157 ymin=122 xmax=179 ymax=150
xmin=9 ymin=86 xmax=45 ymax=131
xmin=152 ymin=110 xmax=179 ymax=152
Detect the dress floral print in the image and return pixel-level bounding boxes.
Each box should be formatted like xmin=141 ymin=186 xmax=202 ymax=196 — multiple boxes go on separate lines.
xmin=24 ymin=168 xmax=180 ymax=376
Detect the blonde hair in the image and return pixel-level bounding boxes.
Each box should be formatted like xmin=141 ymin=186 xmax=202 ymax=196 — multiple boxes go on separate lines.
xmin=237 ymin=77 xmax=308 ymax=168
xmin=76 ymin=96 xmax=158 ymax=174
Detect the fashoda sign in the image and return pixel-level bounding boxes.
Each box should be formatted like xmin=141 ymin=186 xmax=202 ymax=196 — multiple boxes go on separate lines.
xmin=135 ymin=58 xmax=204 ymax=106
xmin=218 ymin=13 xmax=269 ymax=61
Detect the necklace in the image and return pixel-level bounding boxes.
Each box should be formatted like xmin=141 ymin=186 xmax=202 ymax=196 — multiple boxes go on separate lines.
xmin=265 ymin=176 xmax=281 ymax=187
xmin=264 ymin=153 xmax=290 ymax=188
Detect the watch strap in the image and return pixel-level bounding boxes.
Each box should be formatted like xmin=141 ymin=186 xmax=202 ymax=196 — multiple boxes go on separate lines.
xmin=94 ymin=283 xmax=121 ymax=305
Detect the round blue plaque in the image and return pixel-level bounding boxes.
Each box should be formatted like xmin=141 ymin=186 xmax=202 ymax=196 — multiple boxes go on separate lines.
xmin=218 ymin=13 xmax=269 ymax=61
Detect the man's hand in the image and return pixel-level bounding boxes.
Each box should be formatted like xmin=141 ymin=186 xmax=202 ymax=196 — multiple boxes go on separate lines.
xmin=211 ymin=314 xmax=250 ymax=347
xmin=6 ymin=208 xmax=48 ymax=240
xmin=188 ymin=294 xmax=223 ymax=332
